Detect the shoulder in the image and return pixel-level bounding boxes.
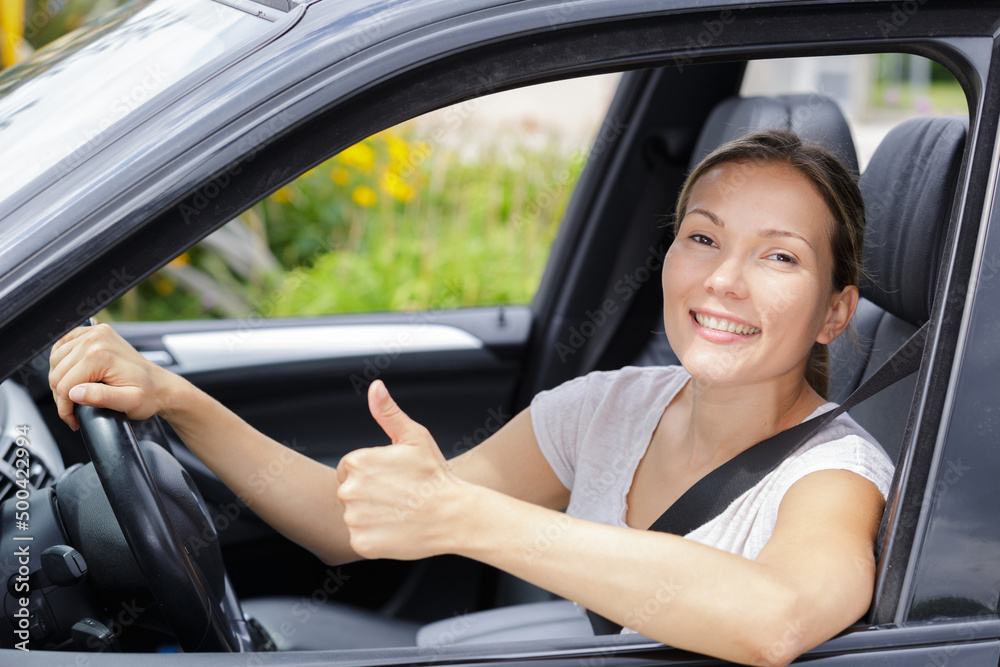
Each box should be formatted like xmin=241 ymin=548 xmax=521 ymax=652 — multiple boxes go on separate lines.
xmin=529 ymin=366 xmax=688 ymax=502
xmin=532 ymin=365 xmax=689 ymax=406
xmin=775 ymin=407 xmax=895 ymax=500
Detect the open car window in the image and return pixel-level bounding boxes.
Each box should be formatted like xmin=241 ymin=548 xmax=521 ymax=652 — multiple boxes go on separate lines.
xmin=103 ymin=74 xmax=620 ymax=322
xmin=741 ymin=53 xmax=969 ymax=168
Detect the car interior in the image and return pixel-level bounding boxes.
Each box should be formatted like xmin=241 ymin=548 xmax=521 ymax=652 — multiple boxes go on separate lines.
xmin=0 ymin=49 xmax=973 ymax=655
xmin=224 ymin=83 xmax=969 ymax=650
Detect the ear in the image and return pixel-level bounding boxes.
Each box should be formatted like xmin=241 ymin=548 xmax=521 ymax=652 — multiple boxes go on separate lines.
xmin=816 ymin=284 xmax=859 ymax=345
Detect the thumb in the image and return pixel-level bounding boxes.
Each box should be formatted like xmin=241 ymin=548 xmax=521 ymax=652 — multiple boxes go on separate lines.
xmin=368 ymin=380 xmax=424 ymax=445
xmin=69 ymin=383 xmax=145 ymax=417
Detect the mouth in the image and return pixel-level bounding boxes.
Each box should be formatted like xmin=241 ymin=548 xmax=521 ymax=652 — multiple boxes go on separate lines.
xmin=692 ymin=311 xmax=761 ymax=336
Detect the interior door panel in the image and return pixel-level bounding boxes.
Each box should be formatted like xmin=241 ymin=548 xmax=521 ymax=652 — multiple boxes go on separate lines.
xmin=115 ymin=305 xmax=531 ymax=467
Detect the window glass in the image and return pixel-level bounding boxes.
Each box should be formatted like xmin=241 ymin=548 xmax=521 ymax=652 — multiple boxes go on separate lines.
xmin=104 ymin=74 xmax=621 ymax=321
xmin=741 ymin=54 xmax=967 ymax=170
xmin=0 ymin=0 xmax=270 ymax=203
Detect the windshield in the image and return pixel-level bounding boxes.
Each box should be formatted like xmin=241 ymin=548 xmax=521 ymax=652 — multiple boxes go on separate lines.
xmin=0 ymin=0 xmax=271 ymax=203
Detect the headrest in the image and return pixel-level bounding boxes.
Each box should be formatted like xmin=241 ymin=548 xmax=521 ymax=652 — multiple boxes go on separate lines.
xmin=690 ymin=94 xmax=859 ymax=175
xmin=859 ymin=117 xmax=967 ymax=325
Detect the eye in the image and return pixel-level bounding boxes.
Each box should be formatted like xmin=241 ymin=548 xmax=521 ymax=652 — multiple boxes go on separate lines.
xmin=688 ymin=233 xmax=716 ymax=246
xmin=766 ymin=252 xmax=798 ymax=264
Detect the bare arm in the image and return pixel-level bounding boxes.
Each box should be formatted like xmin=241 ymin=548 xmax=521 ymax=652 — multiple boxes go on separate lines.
xmin=450 ymin=470 xmax=882 ymax=666
xmin=48 ymin=324 xmax=363 ymax=564
xmin=446 ymin=406 xmax=570 ymax=511
xmin=47 ymin=324 xmax=569 ymax=565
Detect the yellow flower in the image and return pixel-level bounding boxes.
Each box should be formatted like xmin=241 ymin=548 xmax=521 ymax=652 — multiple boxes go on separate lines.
xmin=380 ymin=171 xmax=416 ymax=203
xmin=330 ymin=166 xmax=350 ymax=185
xmin=352 ymin=185 xmax=377 ymax=207
xmin=270 ymin=186 xmax=294 ymax=204
xmin=337 ymin=142 xmax=376 ymax=172
xmin=385 ymin=134 xmax=410 ymax=165
xmin=168 ymin=252 xmax=189 ymax=267
xmin=153 ymin=277 xmax=175 ymax=296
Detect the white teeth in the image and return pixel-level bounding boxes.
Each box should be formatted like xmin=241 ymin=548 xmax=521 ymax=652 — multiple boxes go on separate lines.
xmin=694 ymin=313 xmax=760 ymax=335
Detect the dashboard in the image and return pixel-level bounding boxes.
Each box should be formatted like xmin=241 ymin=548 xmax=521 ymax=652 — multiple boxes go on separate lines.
xmin=0 ymin=381 xmax=65 ymax=505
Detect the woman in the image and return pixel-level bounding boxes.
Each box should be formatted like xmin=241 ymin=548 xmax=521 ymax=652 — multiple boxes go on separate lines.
xmin=48 ymin=128 xmax=892 ymax=666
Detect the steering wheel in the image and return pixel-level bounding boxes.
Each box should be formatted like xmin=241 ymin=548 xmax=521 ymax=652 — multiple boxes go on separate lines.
xmin=75 ymin=404 xmax=245 ymax=652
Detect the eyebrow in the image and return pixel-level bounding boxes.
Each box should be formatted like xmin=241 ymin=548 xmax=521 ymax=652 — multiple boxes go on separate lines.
xmin=686 ymin=207 xmax=814 ymax=250
xmin=758 ymin=227 xmax=814 ymax=250
xmin=687 ymin=207 xmax=723 ymax=227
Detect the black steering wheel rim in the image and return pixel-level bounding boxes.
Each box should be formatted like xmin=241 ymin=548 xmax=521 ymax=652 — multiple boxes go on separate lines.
xmin=75 ymin=404 xmax=238 ymax=652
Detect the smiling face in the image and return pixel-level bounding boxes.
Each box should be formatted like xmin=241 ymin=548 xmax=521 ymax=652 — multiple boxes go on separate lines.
xmin=662 ymin=159 xmax=857 ymax=388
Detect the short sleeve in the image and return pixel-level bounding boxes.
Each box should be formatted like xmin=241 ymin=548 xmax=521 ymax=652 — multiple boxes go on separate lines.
xmin=529 ymin=374 xmax=593 ymax=490
xmin=774 ymin=434 xmax=895 ymax=501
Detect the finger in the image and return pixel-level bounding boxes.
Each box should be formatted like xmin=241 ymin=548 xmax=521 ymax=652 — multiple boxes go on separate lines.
xmin=49 ymin=336 xmax=93 ymax=394
xmin=53 ymin=357 xmax=147 ymax=428
xmin=336 ymin=457 xmax=351 ymax=485
xmin=50 ymin=322 xmax=118 ymax=370
xmin=56 ymin=382 xmax=145 ymax=432
xmin=51 ymin=344 xmax=105 ymax=431
xmin=67 ymin=383 xmax=146 ymax=416
xmin=336 ymin=449 xmax=369 ymax=487
xmin=58 ymin=403 xmax=80 ymax=432
xmin=49 ymin=326 xmax=94 ymax=370
xmin=55 ymin=388 xmax=80 ymax=431
xmin=50 ymin=337 xmax=113 ymax=407
xmin=367 ymin=380 xmax=429 ymax=445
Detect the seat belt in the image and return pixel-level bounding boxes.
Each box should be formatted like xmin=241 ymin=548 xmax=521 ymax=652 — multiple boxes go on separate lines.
xmin=587 ymin=321 xmax=929 ymax=635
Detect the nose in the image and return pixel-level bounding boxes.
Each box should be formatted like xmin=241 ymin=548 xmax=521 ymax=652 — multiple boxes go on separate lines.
xmin=704 ymin=252 xmax=748 ymax=298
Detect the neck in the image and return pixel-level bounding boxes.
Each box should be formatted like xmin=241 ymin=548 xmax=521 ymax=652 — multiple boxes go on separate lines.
xmin=677 ymin=369 xmax=825 ymax=469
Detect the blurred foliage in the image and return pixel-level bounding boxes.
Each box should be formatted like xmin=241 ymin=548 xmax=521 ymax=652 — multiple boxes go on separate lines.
xmin=871 ymin=54 xmax=968 ymax=115
xmin=103 ymin=127 xmax=584 ymax=321
xmin=16 ymin=0 xmax=126 ymax=54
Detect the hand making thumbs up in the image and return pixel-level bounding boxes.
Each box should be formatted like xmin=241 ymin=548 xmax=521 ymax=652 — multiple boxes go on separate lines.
xmin=336 ymin=380 xmax=466 ymax=560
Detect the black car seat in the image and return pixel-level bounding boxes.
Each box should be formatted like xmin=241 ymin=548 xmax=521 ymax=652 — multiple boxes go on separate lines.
xmin=691 ymin=93 xmax=859 ymax=175
xmin=827 ymin=116 xmax=967 ymax=466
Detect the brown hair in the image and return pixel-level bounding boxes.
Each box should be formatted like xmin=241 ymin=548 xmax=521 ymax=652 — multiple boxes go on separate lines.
xmin=672 ymin=128 xmax=865 ymax=398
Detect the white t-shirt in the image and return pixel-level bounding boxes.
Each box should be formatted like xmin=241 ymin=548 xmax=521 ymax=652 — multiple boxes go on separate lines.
xmin=530 ymin=365 xmax=895 ymax=561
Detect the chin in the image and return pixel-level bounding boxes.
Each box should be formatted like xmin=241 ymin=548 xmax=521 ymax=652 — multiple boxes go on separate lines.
xmin=678 ymin=351 xmax=748 ymax=385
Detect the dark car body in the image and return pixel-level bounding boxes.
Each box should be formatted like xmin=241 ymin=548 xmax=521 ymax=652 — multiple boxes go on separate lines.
xmin=1 ymin=0 xmax=1000 ymax=664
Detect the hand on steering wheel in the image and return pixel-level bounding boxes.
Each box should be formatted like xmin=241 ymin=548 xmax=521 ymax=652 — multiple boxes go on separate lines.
xmin=52 ymin=322 xmax=246 ymax=651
